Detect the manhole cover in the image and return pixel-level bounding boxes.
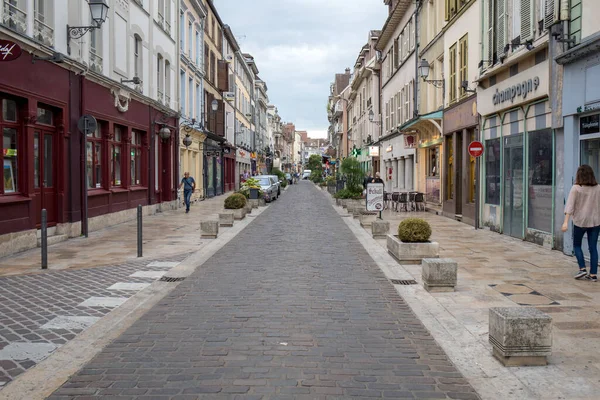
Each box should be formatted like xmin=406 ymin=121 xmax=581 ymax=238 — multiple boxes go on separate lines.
xmin=390 ymin=279 xmax=417 ymax=285
xmin=159 ymin=276 xmax=186 ymax=282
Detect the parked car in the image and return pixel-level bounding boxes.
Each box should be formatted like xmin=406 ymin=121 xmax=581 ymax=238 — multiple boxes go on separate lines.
xmin=285 ymin=173 xmax=293 ymax=185
xmin=302 ymin=169 xmax=311 ymax=179
xmin=254 ymin=175 xmax=278 ymax=202
xmin=265 ymin=175 xmax=282 ymax=196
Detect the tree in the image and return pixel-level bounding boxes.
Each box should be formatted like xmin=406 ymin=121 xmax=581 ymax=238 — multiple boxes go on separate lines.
xmin=307 ymin=154 xmax=323 ymax=183
xmin=341 ymin=157 xmax=363 ymax=194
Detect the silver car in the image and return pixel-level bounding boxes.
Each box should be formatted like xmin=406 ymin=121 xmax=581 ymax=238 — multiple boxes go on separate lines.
xmin=254 ymin=176 xmax=278 ymax=202
xmin=265 ymin=175 xmax=282 ymax=196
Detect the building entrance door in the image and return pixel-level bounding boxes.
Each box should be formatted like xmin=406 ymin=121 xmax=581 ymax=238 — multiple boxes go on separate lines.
xmin=34 ymin=130 xmax=57 ymax=226
xmin=503 ymin=134 xmax=524 ymax=238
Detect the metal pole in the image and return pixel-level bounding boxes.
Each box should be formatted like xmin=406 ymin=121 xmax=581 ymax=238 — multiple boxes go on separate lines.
xmin=41 ymin=209 xmax=48 ymax=269
xmin=475 ymin=156 xmax=480 ymax=230
xmin=82 ymin=118 xmax=89 ymax=238
xmin=137 ymin=204 xmax=143 ymax=257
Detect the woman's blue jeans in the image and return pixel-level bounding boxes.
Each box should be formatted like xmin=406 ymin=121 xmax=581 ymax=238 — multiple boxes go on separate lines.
xmin=573 ymin=225 xmax=600 ymax=275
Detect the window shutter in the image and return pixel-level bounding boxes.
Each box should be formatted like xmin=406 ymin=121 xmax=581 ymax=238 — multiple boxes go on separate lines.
xmin=385 ymin=102 xmax=390 ymax=133
xmin=409 ymin=81 xmax=414 ymax=119
xmin=496 ymin=0 xmax=506 ymax=57
xmin=485 ymin=0 xmax=494 ymax=65
xmin=397 ymin=91 xmax=402 ymax=123
xmin=410 ymin=16 xmax=415 ymax=50
xmin=544 ymin=0 xmax=557 ymax=30
xmin=217 ymin=60 xmax=228 ymax=91
xmin=520 ymin=0 xmax=534 ymax=40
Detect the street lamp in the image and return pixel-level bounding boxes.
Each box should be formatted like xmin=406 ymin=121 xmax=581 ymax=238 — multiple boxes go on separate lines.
xmin=211 ymin=99 xmax=218 ymax=112
xmin=418 ymin=59 xmax=444 ymax=89
xmin=67 ymin=0 xmax=110 ymax=55
xmin=159 ymin=125 xmax=171 ymax=141
xmin=182 ymin=134 xmax=192 ymax=148
xmin=368 ymin=110 xmax=382 ymax=125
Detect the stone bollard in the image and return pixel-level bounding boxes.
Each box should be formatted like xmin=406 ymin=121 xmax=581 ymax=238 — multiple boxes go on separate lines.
xmin=371 ymin=220 xmax=389 ymax=239
xmin=230 ymin=208 xmax=246 ymax=220
xmin=245 ymin=201 xmax=253 ymax=214
xmin=218 ymin=212 xmax=234 ymax=227
xmin=359 ymin=211 xmax=378 ymax=228
xmin=489 ymin=307 xmax=552 ymax=367
xmin=421 ymin=258 xmax=458 ymax=292
xmin=200 ymin=220 xmax=219 ymax=239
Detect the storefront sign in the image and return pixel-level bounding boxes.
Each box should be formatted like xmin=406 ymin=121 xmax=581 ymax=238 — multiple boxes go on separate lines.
xmin=404 ymin=134 xmax=416 ymax=149
xmin=366 ymin=182 xmax=384 ymax=211
xmin=580 ymin=114 xmax=600 ymax=135
xmin=577 ymin=102 xmax=600 ymax=113
xmin=0 ymin=40 xmax=22 ymax=61
xmin=369 ymin=146 xmax=380 ymax=157
xmin=493 ymin=77 xmax=540 ymax=106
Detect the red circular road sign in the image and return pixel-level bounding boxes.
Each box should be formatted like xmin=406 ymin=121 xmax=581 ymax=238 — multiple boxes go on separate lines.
xmin=468 ymin=141 xmax=484 ymax=158
xmin=0 ymin=40 xmax=22 ymax=62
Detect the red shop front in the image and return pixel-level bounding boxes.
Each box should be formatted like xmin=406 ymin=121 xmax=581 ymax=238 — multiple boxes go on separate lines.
xmin=82 ymin=80 xmax=178 ymax=219
xmin=0 ymin=47 xmax=71 ymax=235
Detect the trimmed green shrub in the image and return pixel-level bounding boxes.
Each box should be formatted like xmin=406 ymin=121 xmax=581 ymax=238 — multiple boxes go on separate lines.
xmin=397 ymin=218 xmax=432 ymax=243
xmin=334 ymin=188 xmax=363 ymax=199
xmin=271 ymin=167 xmax=288 ymax=188
xmin=224 ymin=193 xmax=247 ymax=209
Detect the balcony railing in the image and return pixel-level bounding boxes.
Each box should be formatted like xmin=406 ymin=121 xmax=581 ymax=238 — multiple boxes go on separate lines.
xmin=165 ymin=94 xmax=171 ymax=107
xmin=34 ymin=12 xmax=54 ymax=46
xmin=2 ymin=1 xmax=26 ymax=34
xmin=89 ymin=49 xmax=103 ymax=73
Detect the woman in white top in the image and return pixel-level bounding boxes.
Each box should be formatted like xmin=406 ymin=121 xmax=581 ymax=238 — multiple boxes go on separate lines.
xmin=562 ymin=165 xmax=600 ymax=282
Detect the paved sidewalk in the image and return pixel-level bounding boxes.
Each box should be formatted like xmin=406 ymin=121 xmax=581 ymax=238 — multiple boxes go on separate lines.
xmin=48 ymin=182 xmax=478 ymax=399
xmin=0 ymin=194 xmax=231 ymax=277
xmin=358 ymin=207 xmax=600 ymax=399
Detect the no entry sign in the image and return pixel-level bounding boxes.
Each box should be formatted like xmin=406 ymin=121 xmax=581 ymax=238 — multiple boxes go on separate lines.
xmin=468 ymin=141 xmax=484 ymax=158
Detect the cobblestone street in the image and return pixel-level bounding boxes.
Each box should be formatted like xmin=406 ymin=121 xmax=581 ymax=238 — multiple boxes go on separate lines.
xmin=47 ymin=182 xmax=477 ymax=399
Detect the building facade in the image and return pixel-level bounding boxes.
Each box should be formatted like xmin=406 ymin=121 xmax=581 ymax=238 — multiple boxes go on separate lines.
xmin=477 ymin=0 xmax=556 ymax=247
xmin=376 ymin=0 xmax=417 ymax=194
xmin=557 ymin=0 xmax=600 ymax=255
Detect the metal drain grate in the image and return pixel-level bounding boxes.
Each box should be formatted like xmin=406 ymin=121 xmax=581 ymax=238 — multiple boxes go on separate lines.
xmin=390 ymin=279 xmax=417 ymax=285
xmin=159 ymin=276 xmax=186 ymax=282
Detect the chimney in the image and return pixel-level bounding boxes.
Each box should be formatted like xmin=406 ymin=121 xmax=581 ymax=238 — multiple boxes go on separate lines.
xmin=345 ymin=68 xmax=350 ymax=75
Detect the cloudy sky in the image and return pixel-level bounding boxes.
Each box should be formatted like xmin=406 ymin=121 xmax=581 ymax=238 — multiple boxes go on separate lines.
xmin=216 ymin=0 xmax=388 ymax=139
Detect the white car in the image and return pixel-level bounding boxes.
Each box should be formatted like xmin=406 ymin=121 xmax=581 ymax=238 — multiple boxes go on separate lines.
xmin=302 ymin=170 xmax=311 ymax=179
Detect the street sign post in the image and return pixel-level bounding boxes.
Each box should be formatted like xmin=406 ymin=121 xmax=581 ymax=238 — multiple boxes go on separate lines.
xmin=366 ymin=182 xmax=385 ymax=219
xmin=77 ymin=115 xmax=98 ymax=238
xmin=468 ymin=140 xmax=484 ymax=231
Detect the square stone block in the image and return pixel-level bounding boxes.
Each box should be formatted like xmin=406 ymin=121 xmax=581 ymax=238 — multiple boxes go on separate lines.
xmin=489 ymin=307 xmax=552 ymax=367
xmin=219 ymin=212 xmax=234 ymax=227
xmin=245 ymin=202 xmax=253 ymax=214
xmin=200 ymin=220 xmax=219 ymax=239
xmin=360 ymin=212 xmax=378 ymax=228
xmin=249 ymin=198 xmax=265 ymax=208
xmin=387 ymin=234 xmax=439 ymax=264
xmin=371 ymin=220 xmax=390 ymax=239
xmin=421 ymin=258 xmax=458 ymax=292
xmin=230 ymin=208 xmax=246 ymax=220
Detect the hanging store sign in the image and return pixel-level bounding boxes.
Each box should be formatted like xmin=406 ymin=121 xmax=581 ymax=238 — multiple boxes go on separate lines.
xmin=0 ymin=40 xmax=22 ymax=61
xmin=581 ymin=114 xmax=600 ymax=135
xmin=369 ymin=146 xmax=380 ymax=157
xmin=404 ymin=134 xmax=417 ymax=149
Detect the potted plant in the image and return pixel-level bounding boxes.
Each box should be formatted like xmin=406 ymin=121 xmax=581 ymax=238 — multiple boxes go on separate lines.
xmin=387 ymin=218 xmax=439 ymax=264
xmin=224 ymin=193 xmax=248 ymax=220
xmin=245 ymin=178 xmax=261 ymax=200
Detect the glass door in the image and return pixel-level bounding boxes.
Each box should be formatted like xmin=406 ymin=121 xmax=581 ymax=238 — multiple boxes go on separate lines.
xmin=503 ymin=134 xmax=524 ymax=238
xmin=34 ymin=130 xmax=56 ymax=226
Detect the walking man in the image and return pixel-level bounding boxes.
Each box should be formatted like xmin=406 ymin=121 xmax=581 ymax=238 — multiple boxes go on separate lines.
xmin=179 ymin=172 xmax=196 ymax=213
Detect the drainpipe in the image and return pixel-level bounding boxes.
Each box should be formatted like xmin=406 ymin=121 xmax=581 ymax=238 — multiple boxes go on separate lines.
xmin=414 ymin=0 xmax=422 ymax=118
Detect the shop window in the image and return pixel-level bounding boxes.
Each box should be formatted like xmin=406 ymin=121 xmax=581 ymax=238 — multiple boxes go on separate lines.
xmin=1 ymin=99 xmax=18 ymax=194
xmin=427 ymin=146 xmax=440 ymax=177
xmin=446 ymin=135 xmax=454 ymax=200
xmin=86 ymin=120 xmax=104 ymax=189
xmin=485 ymin=138 xmax=501 ymax=205
xmin=581 ymin=138 xmax=600 ymax=178
xmin=37 ymin=106 xmax=53 ymax=125
xmin=131 ymin=131 xmax=144 ymax=186
xmin=528 ymin=130 xmax=552 ymax=232
xmin=111 ymin=125 xmax=124 ymax=187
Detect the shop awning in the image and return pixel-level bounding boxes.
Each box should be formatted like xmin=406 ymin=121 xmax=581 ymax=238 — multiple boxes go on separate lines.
xmin=373 ymin=110 xmax=443 ymax=145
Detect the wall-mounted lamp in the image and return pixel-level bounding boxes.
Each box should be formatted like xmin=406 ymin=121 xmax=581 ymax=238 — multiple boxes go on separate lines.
xmin=159 ymin=125 xmax=171 ymax=141
xmin=418 ymin=59 xmax=444 ymax=89
xmin=121 ymin=76 xmax=142 ymax=85
xmin=368 ymin=110 xmax=382 ymax=126
xmin=183 ymin=134 xmax=193 ymax=148
xmin=461 ymin=81 xmax=477 ymax=94
xmin=66 ymin=0 xmax=110 ymax=55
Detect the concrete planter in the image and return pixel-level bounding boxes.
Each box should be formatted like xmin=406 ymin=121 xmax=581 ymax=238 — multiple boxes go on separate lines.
xmin=249 ymin=198 xmax=266 ymax=208
xmin=245 ymin=202 xmax=253 ymax=214
xmin=359 ymin=212 xmax=378 ymax=228
xmin=226 ymin=208 xmax=246 ymax=220
xmin=386 ymin=235 xmax=439 ymax=264
xmin=218 ymin=213 xmax=234 ymax=227
xmin=340 ymin=199 xmax=348 ymax=208
xmin=200 ymin=220 xmax=219 ymax=239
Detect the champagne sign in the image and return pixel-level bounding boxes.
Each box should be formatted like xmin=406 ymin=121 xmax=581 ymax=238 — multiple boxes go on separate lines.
xmin=0 ymin=40 xmax=22 ymax=62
